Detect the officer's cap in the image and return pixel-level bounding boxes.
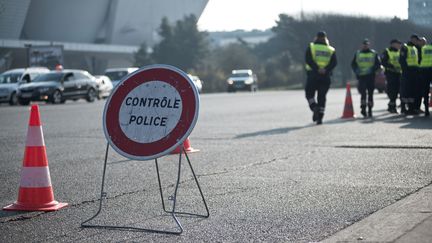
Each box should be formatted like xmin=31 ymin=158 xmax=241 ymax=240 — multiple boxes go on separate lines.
xmin=410 ymin=34 xmax=420 ymax=40
xmin=316 ymin=31 xmax=327 ymax=38
xmin=390 ymin=39 xmax=401 ymax=44
xmin=362 ymin=38 xmax=370 ymax=45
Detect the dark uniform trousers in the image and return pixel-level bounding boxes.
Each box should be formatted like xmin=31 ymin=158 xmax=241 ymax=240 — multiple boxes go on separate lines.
xmin=401 ymin=67 xmax=418 ymax=110
xmin=385 ymin=71 xmax=401 ymax=108
xmin=357 ymin=74 xmax=375 ymax=108
xmin=420 ymin=68 xmax=432 ymax=111
xmin=305 ymin=72 xmax=331 ymax=115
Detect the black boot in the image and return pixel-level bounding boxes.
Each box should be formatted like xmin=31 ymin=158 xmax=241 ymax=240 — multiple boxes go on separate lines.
xmin=388 ymin=104 xmax=397 ymax=113
xmin=425 ymin=107 xmax=430 ymax=117
xmin=368 ymin=106 xmax=373 ymax=117
xmin=400 ymin=102 xmax=407 ymax=114
xmin=312 ymin=106 xmax=319 ymax=122
xmin=316 ymin=113 xmax=324 ymax=125
xmin=361 ymin=106 xmax=367 ymax=118
xmin=407 ymin=103 xmax=419 ymax=115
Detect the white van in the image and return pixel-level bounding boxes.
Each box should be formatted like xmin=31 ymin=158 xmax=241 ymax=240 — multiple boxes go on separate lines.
xmin=0 ymin=67 xmax=50 ymax=105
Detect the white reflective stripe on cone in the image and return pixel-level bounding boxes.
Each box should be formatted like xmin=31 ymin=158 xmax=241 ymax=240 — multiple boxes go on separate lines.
xmin=20 ymin=167 xmax=52 ymax=188
xmin=26 ymin=126 xmax=45 ymax=147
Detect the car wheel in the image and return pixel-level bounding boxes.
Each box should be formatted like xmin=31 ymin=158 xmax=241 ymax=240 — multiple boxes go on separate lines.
xmin=86 ymin=88 xmax=96 ymax=102
xmin=18 ymin=98 xmax=30 ymax=106
xmin=51 ymin=90 xmax=63 ymax=104
xmin=9 ymin=92 xmax=18 ymax=105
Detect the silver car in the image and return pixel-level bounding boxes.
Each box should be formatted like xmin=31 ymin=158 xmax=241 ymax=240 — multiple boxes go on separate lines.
xmin=0 ymin=67 xmax=50 ymax=105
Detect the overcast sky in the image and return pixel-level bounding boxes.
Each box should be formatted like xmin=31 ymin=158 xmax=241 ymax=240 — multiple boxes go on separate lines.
xmin=198 ymin=0 xmax=408 ymax=31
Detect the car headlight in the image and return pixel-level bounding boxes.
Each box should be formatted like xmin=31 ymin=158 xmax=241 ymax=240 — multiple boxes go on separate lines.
xmin=227 ymin=79 xmax=233 ymax=85
xmin=244 ymin=78 xmax=253 ymax=85
xmin=39 ymin=87 xmax=50 ymax=93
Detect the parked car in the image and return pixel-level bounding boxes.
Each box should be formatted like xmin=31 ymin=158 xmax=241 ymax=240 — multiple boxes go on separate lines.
xmin=104 ymin=67 xmax=138 ymax=86
xmin=0 ymin=67 xmax=49 ymax=105
xmin=227 ymin=69 xmax=258 ymax=92
xmin=375 ymin=66 xmax=386 ymax=93
xmin=187 ymin=74 xmax=203 ymax=93
xmin=94 ymin=75 xmax=113 ymax=99
xmin=17 ymin=69 xmax=98 ymax=105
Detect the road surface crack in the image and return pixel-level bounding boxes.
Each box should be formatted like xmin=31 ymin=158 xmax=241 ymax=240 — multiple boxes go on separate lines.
xmin=335 ymin=145 xmax=432 ymax=150
xmin=0 ymin=155 xmax=295 ymax=224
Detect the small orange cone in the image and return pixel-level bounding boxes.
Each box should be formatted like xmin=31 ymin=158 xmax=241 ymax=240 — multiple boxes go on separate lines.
xmin=3 ymin=105 xmax=68 ymax=211
xmin=341 ymin=82 xmax=355 ymax=119
xmin=170 ymin=137 xmax=199 ymax=154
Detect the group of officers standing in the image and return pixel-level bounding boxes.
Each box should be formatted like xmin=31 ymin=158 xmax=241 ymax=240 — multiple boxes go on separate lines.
xmin=305 ymin=31 xmax=432 ymax=125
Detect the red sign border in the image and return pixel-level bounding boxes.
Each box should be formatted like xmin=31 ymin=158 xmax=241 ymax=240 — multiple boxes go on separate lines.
xmin=102 ymin=64 xmax=199 ymax=161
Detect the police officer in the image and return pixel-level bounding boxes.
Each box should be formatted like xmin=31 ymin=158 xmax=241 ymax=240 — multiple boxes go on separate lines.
xmin=381 ymin=39 xmax=402 ymax=113
xmin=305 ymin=31 xmax=337 ymax=125
xmin=351 ymin=39 xmax=381 ymax=117
xmin=419 ymin=38 xmax=432 ymax=116
xmin=399 ymin=34 xmax=420 ymax=115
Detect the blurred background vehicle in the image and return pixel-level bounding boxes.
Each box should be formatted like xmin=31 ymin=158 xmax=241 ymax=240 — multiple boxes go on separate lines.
xmin=94 ymin=75 xmax=113 ymax=99
xmin=17 ymin=69 xmax=98 ymax=105
xmin=226 ymin=69 xmax=258 ymax=92
xmin=375 ymin=66 xmax=386 ymax=93
xmin=104 ymin=67 xmax=138 ymax=87
xmin=187 ymin=74 xmax=203 ymax=93
xmin=0 ymin=67 xmax=49 ymax=105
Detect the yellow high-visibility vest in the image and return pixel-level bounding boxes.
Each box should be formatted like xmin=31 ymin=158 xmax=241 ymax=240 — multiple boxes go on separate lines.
xmin=385 ymin=48 xmax=401 ymax=73
xmin=405 ymin=44 xmax=419 ymax=67
xmin=305 ymin=43 xmax=335 ymax=71
xmin=420 ymin=44 xmax=432 ymax=68
xmin=356 ymin=51 xmax=376 ymax=75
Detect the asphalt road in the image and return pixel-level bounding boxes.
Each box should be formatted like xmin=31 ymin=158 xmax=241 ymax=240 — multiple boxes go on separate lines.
xmin=0 ymin=89 xmax=431 ymax=242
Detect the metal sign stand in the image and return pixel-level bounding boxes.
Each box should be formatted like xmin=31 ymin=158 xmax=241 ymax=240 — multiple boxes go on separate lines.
xmin=81 ymin=143 xmax=209 ymax=235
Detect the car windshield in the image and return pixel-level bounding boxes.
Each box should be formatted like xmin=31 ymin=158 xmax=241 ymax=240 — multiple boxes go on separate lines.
xmin=230 ymin=73 xmax=251 ymax=78
xmin=0 ymin=73 xmax=22 ymax=84
xmin=105 ymin=71 xmax=128 ymax=81
xmin=33 ymin=73 xmax=63 ymax=82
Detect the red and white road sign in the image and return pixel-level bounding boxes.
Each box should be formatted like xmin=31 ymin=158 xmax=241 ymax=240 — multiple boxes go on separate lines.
xmin=103 ymin=64 xmax=199 ymax=160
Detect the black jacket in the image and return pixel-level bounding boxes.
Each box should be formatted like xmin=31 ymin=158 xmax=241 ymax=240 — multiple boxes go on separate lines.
xmin=305 ymin=40 xmax=337 ymax=75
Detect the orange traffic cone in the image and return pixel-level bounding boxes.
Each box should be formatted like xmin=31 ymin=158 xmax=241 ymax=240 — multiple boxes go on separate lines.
xmin=3 ymin=105 xmax=68 ymax=211
xmin=341 ymin=82 xmax=355 ymax=119
xmin=170 ymin=137 xmax=199 ymax=154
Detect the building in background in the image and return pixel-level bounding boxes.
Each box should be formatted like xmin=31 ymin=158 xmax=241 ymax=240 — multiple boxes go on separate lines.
xmin=0 ymin=0 xmax=208 ymax=73
xmin=408 ymin=0 xmax=432 ymax=27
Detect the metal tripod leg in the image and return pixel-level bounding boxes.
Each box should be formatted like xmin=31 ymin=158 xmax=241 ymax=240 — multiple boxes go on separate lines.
xmin=156 ymin=147 xmax=210 ymax=218
xmin=81 ymin=143 xmax=184 ymax=235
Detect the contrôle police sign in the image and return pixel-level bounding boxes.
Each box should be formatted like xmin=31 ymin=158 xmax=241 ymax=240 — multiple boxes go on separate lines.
xmin=103 ymin=64 xmax=199 ymax=160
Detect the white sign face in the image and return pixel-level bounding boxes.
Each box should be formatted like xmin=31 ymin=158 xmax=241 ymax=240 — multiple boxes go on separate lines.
xmin=118 ymin=81 xmax=183 ymax=143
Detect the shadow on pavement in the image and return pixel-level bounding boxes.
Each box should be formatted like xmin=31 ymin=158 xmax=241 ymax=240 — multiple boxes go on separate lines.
xmin=235 ymin=112 xmax=431 ymax=139
xmin=358 ymin=112 xmax=432 ymax=129
xmin=234 ymin=117 xmax=356 ymax=139
xmin=234 ymin=126 xmax=308 ymax=139
xmin=0 ymin=210 xmax=34 ymax=219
